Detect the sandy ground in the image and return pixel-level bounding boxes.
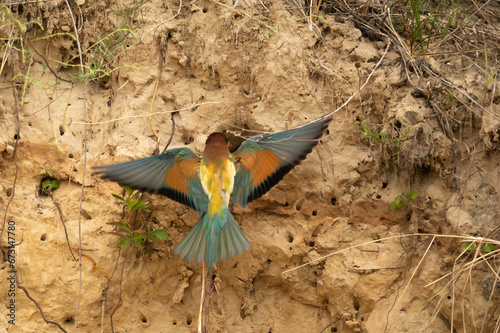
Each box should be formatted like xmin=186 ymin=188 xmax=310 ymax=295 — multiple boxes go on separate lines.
xmin=1 ymin=0 xmax=499 ymax=332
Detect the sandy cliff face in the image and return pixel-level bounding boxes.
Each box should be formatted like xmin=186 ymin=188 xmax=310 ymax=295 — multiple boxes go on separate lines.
xmin=1 ymin=0 xmax=499 ymax=332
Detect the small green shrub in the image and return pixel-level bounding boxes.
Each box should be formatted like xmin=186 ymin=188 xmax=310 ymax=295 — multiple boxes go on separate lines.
xmin=38 ymin=167 xmax=60 ymax=193
xmin=460 ymin=242 xmax=496 ymax=254
xmin=42 ymin=179 xmax=60 ymax=192
xmin=356 ymin=120 xmax=412 ymax=165
xmin=110 ymin=186 xmax=168 ymax=247
xmin=390 ymin=190 xmax=418 ymax=210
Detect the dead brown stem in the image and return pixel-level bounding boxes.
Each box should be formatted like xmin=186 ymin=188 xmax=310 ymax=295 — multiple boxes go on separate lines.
xmin=16 ymin=275 xmax=68 ymax=332
xmin=65 ymin=0 xmax=88 ymax=331
xmin=48 ymin=193 xmax=77 ymax=261
xmin=163 ymin=112 xmax=176 ymax=152
xmin=110 ymin=246 xmax=130 ymax=333
xmin=0 ymin=75 xmax=21 ymax=262
xmin=204 ymin=274 xmax=214 ymax=333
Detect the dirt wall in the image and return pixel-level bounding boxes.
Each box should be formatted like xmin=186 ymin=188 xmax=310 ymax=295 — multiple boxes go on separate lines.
xmin=1 ymin=0 xmax=499 ymax=332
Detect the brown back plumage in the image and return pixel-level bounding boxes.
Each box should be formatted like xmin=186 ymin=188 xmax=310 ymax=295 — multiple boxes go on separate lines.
xmin=204 ymin=133 xmax=229 ymax=158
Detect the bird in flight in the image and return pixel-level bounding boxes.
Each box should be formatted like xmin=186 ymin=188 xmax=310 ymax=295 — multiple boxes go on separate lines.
xmin=93 ymin=117 xmax=331 ymax=272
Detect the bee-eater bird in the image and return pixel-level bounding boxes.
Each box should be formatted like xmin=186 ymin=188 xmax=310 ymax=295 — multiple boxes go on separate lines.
xmin=93 ymin=117 xmax=331 ymax=272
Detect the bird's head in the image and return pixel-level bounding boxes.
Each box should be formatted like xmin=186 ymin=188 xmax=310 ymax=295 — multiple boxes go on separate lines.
xmin=204 ymin=132 xmax=229 ymax=157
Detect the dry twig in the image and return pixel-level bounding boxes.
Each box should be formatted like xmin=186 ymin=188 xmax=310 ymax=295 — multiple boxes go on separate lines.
xmin=65 ymin=1 xmax=88 ymax=331
xmin=17 ymin=276 xmax=68 ymax=333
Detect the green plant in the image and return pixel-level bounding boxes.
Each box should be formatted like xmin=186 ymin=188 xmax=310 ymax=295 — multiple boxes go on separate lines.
xmin=38 ymin=167 xmax=60 ymax=193
xmin=390 ymin=190 xmax=418 ymax=210
xmin=392 ymin=0 xmax=471 ymax=54
xmin=3 ymin=0 xmax=147 ymax=157
xmin=38 ymin=166 xmax=54 ymax=177
xmin=460 ymin=242 xmax=496 ymax=253
xmin=356 ymin=120 xmax=412 ymax=165
xmin=110 ymin=186 xmax=168 ymax=247
xmin=0 ymin=5 xmax=43 ymax=60
xmin=78 ymin=28 xmax=138 ymax=82
xmin=42 ymin=179 xmax=60 ymax=192
xmin=76 ymin=0 xmax=147 ymax=82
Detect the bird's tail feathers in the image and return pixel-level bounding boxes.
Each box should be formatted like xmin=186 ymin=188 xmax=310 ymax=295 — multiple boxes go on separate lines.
xmin=174 ymin=208 xmax=251 ymax=273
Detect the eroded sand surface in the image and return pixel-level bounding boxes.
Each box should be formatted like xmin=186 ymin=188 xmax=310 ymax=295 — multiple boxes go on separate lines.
xmin=1 ymin=0 xmax=499 ymax=332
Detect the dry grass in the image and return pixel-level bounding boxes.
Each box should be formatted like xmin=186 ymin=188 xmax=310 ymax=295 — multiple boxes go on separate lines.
xmin=284 ymin=232 xmax=500 ymax=331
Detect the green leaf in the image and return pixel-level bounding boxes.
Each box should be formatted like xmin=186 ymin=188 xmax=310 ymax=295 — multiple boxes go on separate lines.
xmin=408 ymin=190 xmax=419 ymax=199
xmin=460 ymin=242 xmax=475 ymax=252
xmin=118 ymin=237 xmax=130 ymax=247
xmin=487 ymin=70 xmax=496 ymax=87
xmin=50 ymin=179 xmax=60 ymax=190
xmin=129 ymin=201 xmax=141 ymax=212
xmin=393 ymin=153 xmax=400 ymax=165
xmin=482 ymin=243 xmax=495 ymax=253
xmin=133 ymin=233 xmax=144 ymax=247
xmin=152 ymin=229 xmax=168 ymax=241
xmin=38 ymin=167 xmax=53 ymax=177
xmin=119 ymin=224 xmax=130 ymax=232
xmin=123 ymin=186 xmax=133 ymax=196
xmin=131 ymin=191 xmax=140 ymax=200
xmin=112 ymin=194 xmax=125 ymax=201
xmin=392 ymin=196 xmax=403 ymax=209
xmin=42 ymin=179 xmax=60 ymax=192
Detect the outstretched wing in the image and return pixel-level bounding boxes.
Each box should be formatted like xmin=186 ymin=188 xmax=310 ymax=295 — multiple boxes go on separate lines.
xmin=92 ymin=148 xmax=208 ymax=214
xmin=232 ymin=117 xmax=331 ymax=207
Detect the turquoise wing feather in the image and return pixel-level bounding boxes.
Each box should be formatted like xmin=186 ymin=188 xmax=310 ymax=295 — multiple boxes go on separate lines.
xmin=232 ymin=117 xmax=331 ymax=207
xmin=92 ymin=147 xmax=208 ymax=214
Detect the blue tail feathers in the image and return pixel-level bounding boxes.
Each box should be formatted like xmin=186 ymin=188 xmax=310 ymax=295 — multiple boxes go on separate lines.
xmin=173 ymin=208 xmax=251 ymax=273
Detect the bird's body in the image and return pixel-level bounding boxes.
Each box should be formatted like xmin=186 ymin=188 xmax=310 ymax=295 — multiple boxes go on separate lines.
xmin=93 ymin=117 xmax=331 ymax=272
xmin=179 ymin=139 xmax=248 ymax=268
xmin=199 ymin=133 xmax=235 ymax=216
xmin=199 ymin=156 xmax=234 ymax=215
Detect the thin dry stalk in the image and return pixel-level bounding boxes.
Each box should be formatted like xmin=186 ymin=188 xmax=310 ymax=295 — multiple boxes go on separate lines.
xmin=101 ymin=247 xmax=122 ymax=332
xmin=322 ymin=41 xmax=391 ymax=119
xmin=163 ymin=112 xmax=176 ymax=152
xmin=284 ymin=234 xmax=499 ymax=273
xmin=283 ymin=231 xmax=498 ymax=330
xmin=422 ymin=239 xmax=500 ymax=331
xmin=108 ymin=0 xmax=185 ymax=65
xmin=212 ymin=0 xmax=345 ymax=81
xmin=65 ymin=1 xmax=88 ymax=331
xmin=0 ymin=77 xmax=20 ymax=261
xmin=0 ymin=15 xmax=14 ymax=77
xmin=198 ymin=262 xmax=205 ymax=333
xmin=148 ymin=34 xmax=167 ymax=153
xmin=426 ymin=248 xmax=500 ymax=287
xmin=16 ymin=276 xmax=68 ymax=332
xmin=49 ymin=193 xmax=77 ymax=261
xmin=204 ymin=274 xmax=213 ymax=333
xmin=394 ymin=236 xmax=435 ymax=309
xmin=110 ymin=246 xmax=130 ymax=333
xmin=72 ymin=101 xmax=224 ymax=125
